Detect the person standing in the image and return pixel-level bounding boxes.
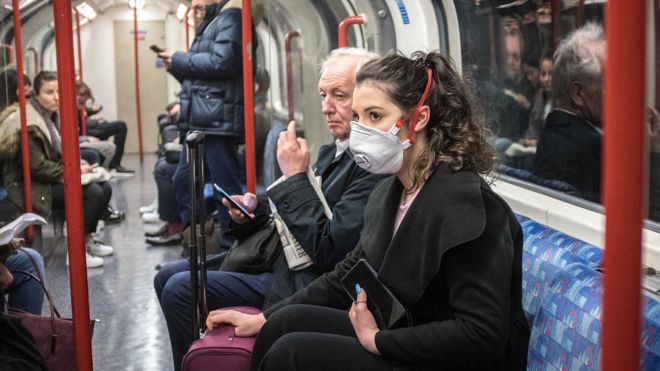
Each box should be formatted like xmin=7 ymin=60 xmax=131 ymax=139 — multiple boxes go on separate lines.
xmin=158 ymin=0 xmax=263 ymax=250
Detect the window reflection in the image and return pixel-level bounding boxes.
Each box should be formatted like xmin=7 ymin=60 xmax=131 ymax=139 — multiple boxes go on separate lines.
xmin=455 ymin=0 xmax=659 ymax=223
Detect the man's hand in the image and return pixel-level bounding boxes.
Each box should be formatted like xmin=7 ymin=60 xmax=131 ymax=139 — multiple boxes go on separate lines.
xmin=0 ymin=263 xmax=12 ymax=290
xmin=206 ymin=310 xmax=266 ymax=337
xmin=158 ymin=51 xmax=174 ymax=66
xmin=349 ymin=289 xmax=381 ymax=355
xmin=222 ymin=193 xmax=257 ymax=224
xmin=0 ymin=238 xmax=24 ymax=262
xmin=276 ymin=121 xmax=310 ymax=177
xmin=81 ymin=164 xmax=94 ymax=174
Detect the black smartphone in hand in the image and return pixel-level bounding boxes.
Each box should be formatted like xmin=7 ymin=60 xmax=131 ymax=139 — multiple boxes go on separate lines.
xmin=150 ymin=44 xmax=165 ymax=53
xmin=341 ymin=259 xmax=407 ymax=329
xmin=213 ymin=184 xmax=254 ymax=220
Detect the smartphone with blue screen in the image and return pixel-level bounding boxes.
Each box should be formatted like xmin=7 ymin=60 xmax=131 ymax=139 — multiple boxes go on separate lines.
xmin=213 ymin=184 xmax=254 ymax=220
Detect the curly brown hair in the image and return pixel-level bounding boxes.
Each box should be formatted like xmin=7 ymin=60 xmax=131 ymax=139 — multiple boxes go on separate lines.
xmin=355 ymin=51 xmax=495 ymax=190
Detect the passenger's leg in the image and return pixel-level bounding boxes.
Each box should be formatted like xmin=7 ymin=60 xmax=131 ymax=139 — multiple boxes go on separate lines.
xmin=155 ymin=158 xmax=181 ymax=224
xmin=82 ymin=182 xmax=111 ymax=235
xmin=5 ymin=248 xmax=45 ymax=314
xmin=153 ymin=258 xmax=190 ymax=302
xmin=173 ymin=144 xmax=191 ymax=227
xmin=203 ymin=136 xmax=242 ymax=250
xmin=252 ymin=304 xmax=402 ymax=371
xmin=95 ymin=121 xmax=128 ymax=169
xmin=160 ymin=270 xmax=273 ymax=371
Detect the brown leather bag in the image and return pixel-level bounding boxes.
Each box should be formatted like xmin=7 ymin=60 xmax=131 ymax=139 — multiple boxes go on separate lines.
xmin=6 ymin=250 xmax=96 ymax=371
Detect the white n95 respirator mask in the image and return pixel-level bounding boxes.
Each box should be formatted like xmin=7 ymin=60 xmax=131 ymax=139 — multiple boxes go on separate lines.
xmin=348 ymin=68 xmax=434 ymax=175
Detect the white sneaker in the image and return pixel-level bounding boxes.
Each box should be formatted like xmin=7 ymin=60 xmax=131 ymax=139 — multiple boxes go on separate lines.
xmin=142 ymin=212 xmax=161 ymax=223
xmin=96 ymin=220 xmax=105 ymax=232
xmin=87 ymin=239 xmax=114 ymax=257
xmin=109 ymin=169 xmax=134 ymax=178
xmin=67 ymin=252 xmax=104 ymax=268
xmin=139 ymin=199 xmax=158 ymax=214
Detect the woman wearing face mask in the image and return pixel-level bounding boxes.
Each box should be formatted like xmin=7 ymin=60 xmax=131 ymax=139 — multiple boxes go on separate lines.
xmin=206 ymin=51 xmax=530 ymax=371
xmin=1 ymin=71 xmax=113 ymax=267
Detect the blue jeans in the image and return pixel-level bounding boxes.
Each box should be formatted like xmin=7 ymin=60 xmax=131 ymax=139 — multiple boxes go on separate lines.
xmin=154 ymin=157 xmax=181 ymax=224
xmin=173 ymin=135 xmax=242 ymax=250
xmin=154 ymin=259 xmax=273 ymax=371
xmin=5 ymin=248 xmax=45 ymax=314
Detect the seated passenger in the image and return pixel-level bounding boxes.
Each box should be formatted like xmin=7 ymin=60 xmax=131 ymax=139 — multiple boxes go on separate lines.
xmin=0 ymin=71 xmax=114 ymax=267
xmin=525 ymin=52 xmax=553 ymax=144
xmin=76 ymin=81 xmax=134 ymax=174
xmin=1 ymin=239 xmax=45 ymax=315
xmin=207 ymin=51 xmax=530 ymax=371
xmin=145 ymin=155 xmax=183 ymax=244
xmin=154 ymin=47 xmax=384 ymax=370
xmin=533 ymin=24 xmax=605 ymax=202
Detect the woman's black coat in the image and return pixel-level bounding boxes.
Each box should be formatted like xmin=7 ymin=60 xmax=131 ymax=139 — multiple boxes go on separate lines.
xmin=265 ymin=164 xmax=530 ymax=370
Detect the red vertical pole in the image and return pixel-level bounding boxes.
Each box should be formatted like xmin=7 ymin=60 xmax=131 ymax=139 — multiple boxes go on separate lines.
xmin=601 ymin=1 xmax=646 ymax=371
xmin=193 ymin=6 xmax=198 ymax=32
xmin=0 ymin=44 xmax=13 ymax=63
xmin=12 ymin=0 xmax=33 ymax=242
xmin=241 ymin=0 xmax=256 ymax=194
xmin=338 ymin=15 xmax=365 ymax=48
xmin=184 ymin=9 xmax=190 ymax=52
xmin=576 ymin=0 xmax=586 ymax=27
xmin=285 ymin=31 xmax=300 ymax=123
xmin=133 ymin=6 xmax=144 ymax=162
xmin=52 ymin=1 xmax=93 ymax=370
xmin=26 ymin=47 xmax=39 ymax=74
xmin=75 ymin=10 xmax=83 ymax=81
xmin=80 ymin=105 xmax=87 ymax=136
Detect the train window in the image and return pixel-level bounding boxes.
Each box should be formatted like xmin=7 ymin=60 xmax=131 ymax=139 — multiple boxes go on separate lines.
xmin=454 ymin=0 xmax=659 ymax=224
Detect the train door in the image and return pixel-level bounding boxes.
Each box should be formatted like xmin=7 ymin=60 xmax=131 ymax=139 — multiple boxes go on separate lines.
xmin=114 ymin=20 xmax=167 ymax=154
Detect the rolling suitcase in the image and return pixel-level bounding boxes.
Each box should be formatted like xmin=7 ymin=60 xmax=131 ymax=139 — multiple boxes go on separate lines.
xmin=181 ymin=306 xmax=261 ymax=371
xmin=182 ymin=132 xmax=261 ymax=371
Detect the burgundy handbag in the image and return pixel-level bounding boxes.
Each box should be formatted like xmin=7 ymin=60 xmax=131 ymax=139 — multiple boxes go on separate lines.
xmin=6 ymin=251 xmax=96 ymax=371
xmin=182 ymin=306 xmax=262 ymax=371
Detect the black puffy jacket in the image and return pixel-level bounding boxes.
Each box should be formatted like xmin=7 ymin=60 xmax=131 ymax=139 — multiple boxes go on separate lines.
xmin=170 ymin=1 xmax=247 ymax=137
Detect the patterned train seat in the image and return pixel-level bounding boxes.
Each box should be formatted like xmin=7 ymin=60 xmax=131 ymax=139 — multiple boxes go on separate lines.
xmin=527 ymin=263 xmax=660 ymax=370
xmin=528 ymin=263 xmax=602 ymax=370
xmin=520 ymin=220 xmax=603 ymax=325
xmin=642 ymin=292 xmax=660 ymax=370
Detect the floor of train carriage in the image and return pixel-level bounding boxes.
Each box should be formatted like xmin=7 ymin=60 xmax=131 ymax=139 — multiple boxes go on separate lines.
xmin=43 ymin=154 xmax=181 ymax=371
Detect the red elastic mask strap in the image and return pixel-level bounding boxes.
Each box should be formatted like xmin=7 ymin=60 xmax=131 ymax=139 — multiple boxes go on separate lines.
xmin=407 ymin=68 xmax=433 ymax=143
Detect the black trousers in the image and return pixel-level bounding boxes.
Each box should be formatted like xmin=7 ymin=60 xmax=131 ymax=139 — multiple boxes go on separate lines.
xmin=251 ymin=304 xmax=416 ymax=371
xmin=51 ymin=181 xmax=112 ymax=235
xmin=87 ymin=120 xmax=127 ymax=169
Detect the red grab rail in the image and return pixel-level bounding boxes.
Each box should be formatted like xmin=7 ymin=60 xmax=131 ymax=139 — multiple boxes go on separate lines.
xmin=133 ymin=6 xmax=144 ymax=162
xmin=241 ymin=0 xmax=256 ymax=193
xmin=601 ymin=1 xmax=646 ymax=370
xmin=285 ymin=30 xmax=300 ymax=123
xmin=52 ymin=1 xmax=93 ymax=370
xmin=184 ymin=8 xmax=190 ymax=52
xmin=11 ymin=0 xmax=33 ymax=242
xmin=26 ymin=47 xmax=39 ymax=74
xmin=0 ymin=44 xmax=13 ymax=63
xmin=338 ymin=15 xmax=365 ymax=48
xmin=75 ymin=9 xmax=83 ymax=80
